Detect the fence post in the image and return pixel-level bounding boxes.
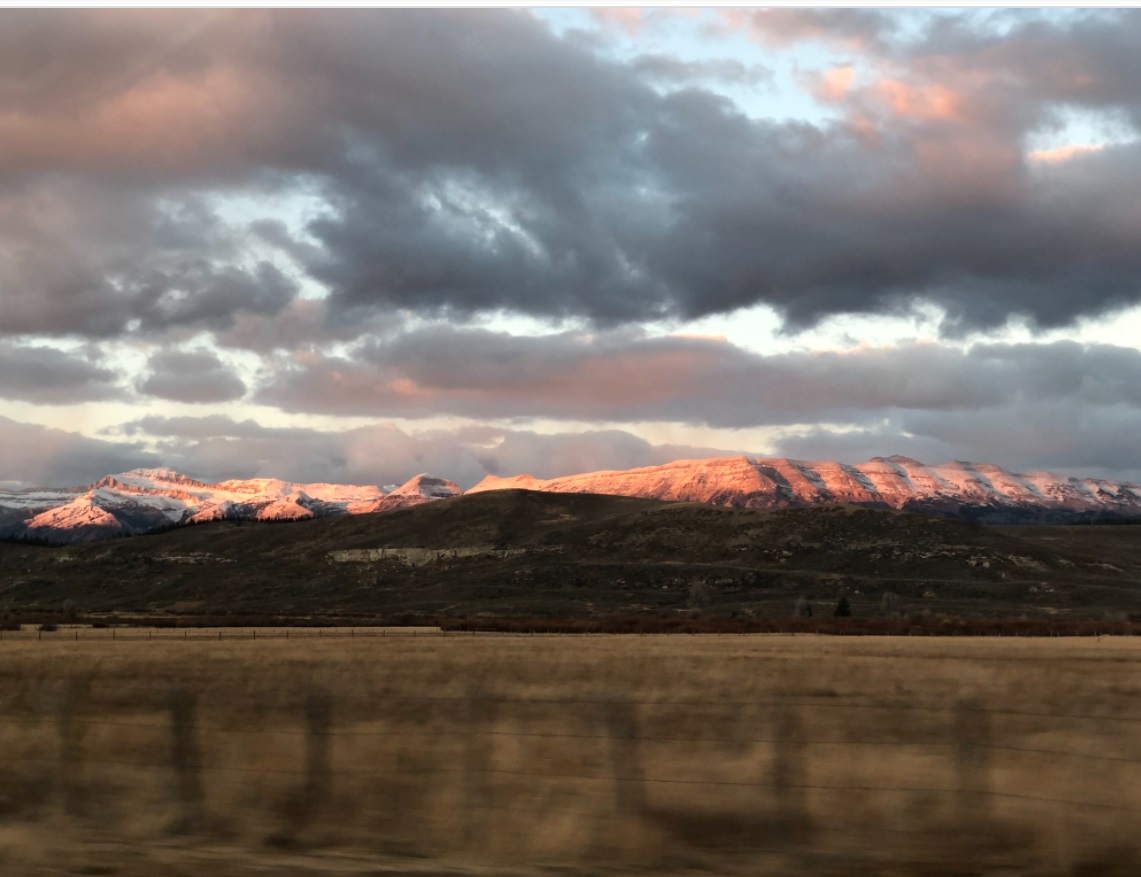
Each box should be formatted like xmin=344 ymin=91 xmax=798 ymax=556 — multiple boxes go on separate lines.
xmin=462 ymin=687 xmax=494 ymax=847
xmin=58 ymin=675 xmax=90 ymax=817
xmin=297 ymin=693 xmax=333 ymax=834
xmin=264 ymin=691 xmax=333 ymax=847
xmin=771 ymin=705 xmax=809 ymax=842
xmin=954 ymin=698 xmax=990 ymax=820
xmin=307 ymin=693 xmax=332 ymax=802
xmin=170 ymin=687 xmax=204 ymax=832
xmin=606 ymin=702 xmax=645 ymax=817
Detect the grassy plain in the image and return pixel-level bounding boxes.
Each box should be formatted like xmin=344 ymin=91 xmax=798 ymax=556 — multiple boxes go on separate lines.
xmin=2 ymin=634 xmax=1141 ymax=875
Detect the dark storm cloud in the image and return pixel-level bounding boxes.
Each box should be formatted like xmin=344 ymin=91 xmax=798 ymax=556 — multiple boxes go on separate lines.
xmin=137 ymin=349 xmax=246 ymax=404
xmin=0 ymin=179 xmax=297 ymax=339
xmin=2 ymin=8 xmax=1141 ymax=340
xmin=0 ymin=343 xmax=119 ymax=404
xmin=0 ymin=415 xmax=158 ymax=488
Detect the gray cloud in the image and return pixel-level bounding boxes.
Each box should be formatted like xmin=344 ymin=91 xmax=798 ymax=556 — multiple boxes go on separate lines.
xmin=0 ymin=179 xmax=297 ymax=339
xmin=137 ymin=348 xmax=246 ymax=403
xmin=100 ymin=397 xmax=1141 ymax=488
xmin=0 ymin=415 xmax=158 ymax=488
xmin=116 ymin=415 xmax=742 ymax=488
xmin=0 ymin=343 xmax=119 ymax=403
xmin=629 ymin=54 xmax=771 ymax=86
xmin=720 ymin=8 xmax=898 ymax=51
xmin=0 ymin=9 xmax=1139 ymax=340
xmin=771 ymin=404 xmax=1141 ymax=486
xmin=255 ymin=326 xmax=1141 ymax=428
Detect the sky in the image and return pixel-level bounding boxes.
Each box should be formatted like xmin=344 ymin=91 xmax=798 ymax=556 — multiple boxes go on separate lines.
xmin=3 ymin=6 xmax=1141 ymax=489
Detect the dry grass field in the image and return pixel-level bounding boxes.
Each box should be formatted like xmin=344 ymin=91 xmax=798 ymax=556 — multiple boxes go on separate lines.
xmin=2 ymin=633 xmax=1141 ymax=876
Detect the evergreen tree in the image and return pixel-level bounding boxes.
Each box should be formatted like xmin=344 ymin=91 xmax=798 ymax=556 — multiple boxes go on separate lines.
xmin=834 ymin=596 xmax=852 ymax=617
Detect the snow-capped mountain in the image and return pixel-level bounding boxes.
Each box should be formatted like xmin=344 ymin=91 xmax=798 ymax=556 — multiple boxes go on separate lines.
xmin=0 ymin=468 xmax=461 ymax=543
xmin=468 ymin=455 xmax=1141 ymax=522
xmin=5 ymin=455 xmax=1141 ymax=544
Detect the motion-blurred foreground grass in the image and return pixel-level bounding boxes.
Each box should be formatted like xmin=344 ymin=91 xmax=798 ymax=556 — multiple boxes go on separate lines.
xmin=2 ymin=633 xmax=1140 ymax=876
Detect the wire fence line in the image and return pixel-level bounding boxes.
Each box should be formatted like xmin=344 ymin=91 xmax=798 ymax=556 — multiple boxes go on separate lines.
xmin=2 ymin=678 xmax=1140 ymax=847
xmin=1 ymin=711 xmax=1138 ymax=768
xmin=0 ymin=750 xmax=1134 ymax=815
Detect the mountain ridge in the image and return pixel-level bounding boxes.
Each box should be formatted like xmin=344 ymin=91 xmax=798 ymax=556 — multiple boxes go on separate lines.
xmin=468 ymin=454 xmax=1141 ymax=522
xmin=3 ymin=455 xmax=1140 ymax=544
xmin=0 ymin=468 xmax=462 ymax=544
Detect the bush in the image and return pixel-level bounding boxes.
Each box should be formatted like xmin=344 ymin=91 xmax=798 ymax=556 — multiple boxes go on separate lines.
xmin=38 ymin=623 xmax=58 ymax=633
xmin=834 ymin=596 xmax=852 ymax=618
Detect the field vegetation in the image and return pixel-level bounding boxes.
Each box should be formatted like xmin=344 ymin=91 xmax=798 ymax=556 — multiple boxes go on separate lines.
xmin=2 ymin=634 xmax=1141 ymax=875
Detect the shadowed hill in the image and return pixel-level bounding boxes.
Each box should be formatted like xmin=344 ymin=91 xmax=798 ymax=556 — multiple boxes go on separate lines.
xmin=2 ymin=490 xmax=1141 ymax=621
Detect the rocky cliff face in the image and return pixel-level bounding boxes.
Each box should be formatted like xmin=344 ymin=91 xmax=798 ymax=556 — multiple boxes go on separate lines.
xmin=468 ymin=455 xmax=1141 ymax=522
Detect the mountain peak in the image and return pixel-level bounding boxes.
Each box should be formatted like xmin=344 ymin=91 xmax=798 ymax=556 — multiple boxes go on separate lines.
xmin=110 ymin=467 xmax=206 ymax=489
xmin=387 ymin=473 xmax=462 ymax=499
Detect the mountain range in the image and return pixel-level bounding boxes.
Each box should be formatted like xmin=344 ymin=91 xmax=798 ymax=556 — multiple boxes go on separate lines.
xmin=0 ymin=468 xmax=461 ymax=543
xmin=3 ymin=455 xmax=1140 ymax=543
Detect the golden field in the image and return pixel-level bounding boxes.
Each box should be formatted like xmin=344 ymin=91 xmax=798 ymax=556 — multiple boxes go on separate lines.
xmin=1 ymin=633 xmax=1141 ymax=876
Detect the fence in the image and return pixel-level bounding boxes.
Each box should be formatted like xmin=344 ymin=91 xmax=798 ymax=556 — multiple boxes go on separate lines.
xmin=3 ymin=673 xmax=1141 ymax=873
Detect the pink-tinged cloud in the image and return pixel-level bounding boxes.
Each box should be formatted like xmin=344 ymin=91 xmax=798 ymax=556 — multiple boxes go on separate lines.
xmin=818 ymin=65 xmax=856 ymax=102
xmin=719 ymin=8 xmax=892 ymax=51
xmin=589 ymin=8 xmax=648 ymax=34
xmin=1028 ymin=143 xmax=1106 ymax=164
xmin=872 ymin=79 xmax=966 ymax=123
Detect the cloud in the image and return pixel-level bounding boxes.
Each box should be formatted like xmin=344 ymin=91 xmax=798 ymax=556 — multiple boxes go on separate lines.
xmin=116 ymin=414 xmax=743 ymax=488
xmin=629 ymin=54 xmax=771 ymax=87
xmin=0 ymin=415 xmax=158 ymax=488
xmin=254 ymin=326 xmax=1141 ymax=429
xmin=719 ymin=7 xmax=897 ymax=51
xmin=1028 ymin=143 xmax=1106 ymax=163
xmin=137 ymin=348 xmax=247 ymax=403
xmin=766 ymin=402 xmax=1141 ymax=485
xmin=0 ymin=343 xmax=120 ymax=403
xmin=0 ymin=180 xmax=297 ymax=339
xmin=0 ymin=8 xmax=1139 ymax=342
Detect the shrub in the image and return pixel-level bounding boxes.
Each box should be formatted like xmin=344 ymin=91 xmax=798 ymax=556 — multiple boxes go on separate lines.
xmin=38 ymin=623 xmax=58 ymax=633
